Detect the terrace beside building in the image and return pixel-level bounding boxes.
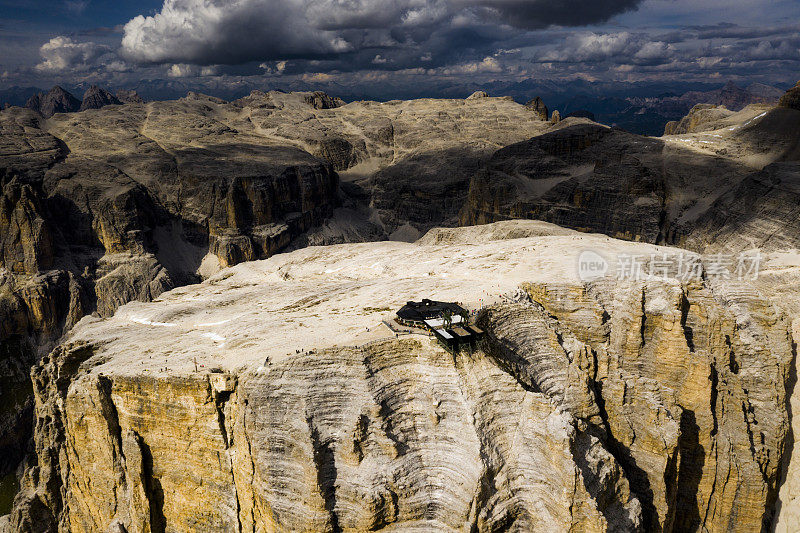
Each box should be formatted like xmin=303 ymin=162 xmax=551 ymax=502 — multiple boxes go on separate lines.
xmin=396 ymin=299 xmax=484 ymax=352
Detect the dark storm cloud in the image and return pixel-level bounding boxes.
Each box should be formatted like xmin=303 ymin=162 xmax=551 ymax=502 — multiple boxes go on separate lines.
xmin=3 ymin=0 xmax=799 ymax=91
xmin=688 ymin=22 xmax=800 ymax=40
xmin=118 ymin=0 xmax=647 ymax=66
xmin=466 ymin=0 xmax=643 ymax=29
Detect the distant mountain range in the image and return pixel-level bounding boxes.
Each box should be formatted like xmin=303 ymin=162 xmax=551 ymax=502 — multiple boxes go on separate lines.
xmin=1 ymin=79 xmax=788 ymax=136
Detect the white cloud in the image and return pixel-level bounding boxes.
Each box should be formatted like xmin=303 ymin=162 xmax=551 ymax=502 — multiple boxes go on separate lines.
xmin=258 ymin=60 xmax=288 ymax=74
xmin=633 ymin=41 xmax=673 ymax=61
xmin=541 ymin=32 xmax=674 ymax=65
xmin=35 ymin=36 xmax=112 ymax=73
xmin=121 ymin=0 xmax=353 ymax=65
xmin=168 ymin=64 xmax=195 ymax=78
xmin=167 ymin=63 xmax=220 ymax=77
xmin=440 ymin=56 xmax=503 ymax=75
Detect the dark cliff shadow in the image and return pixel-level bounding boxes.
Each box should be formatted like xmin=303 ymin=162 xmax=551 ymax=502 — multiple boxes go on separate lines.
xmin=770 ymin=336 xmax=797 ymax=530
xmin=668 ymin=409 xmax=705 ymax=531
xmin=308 ymin=419 xmax=341 ymax=533
xmin=139 ymin=438 xmax=167 ymax=533
xmin=457 ymin=123 xmax=762 ymax=249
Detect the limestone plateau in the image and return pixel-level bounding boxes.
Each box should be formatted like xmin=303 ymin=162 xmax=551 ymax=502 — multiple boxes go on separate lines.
xmin=1 ymin=83 xmax=800 ymax=532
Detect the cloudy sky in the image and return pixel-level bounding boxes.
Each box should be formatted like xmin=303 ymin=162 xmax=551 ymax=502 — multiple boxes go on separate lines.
xmin=1 ymin=0 xmax=799 ymax=93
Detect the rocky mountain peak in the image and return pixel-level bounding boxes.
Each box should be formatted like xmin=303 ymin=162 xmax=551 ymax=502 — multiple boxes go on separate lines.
xmin=303 ymin=91 xmax=345 ymax=109
xmin=778 ymin=80 xmax=800 ymax=111
xmin=115 ymin=89 xmax=144 ymax=104
xmin=79 ymin=85 xmax=122 ymax=111
xmin=525 ymin=96 xmax=549 ymax=121
xmin=24 ymin=85 xmax=80 ymax=118
xmin=466 ymin=90 xmax=490 ymax=99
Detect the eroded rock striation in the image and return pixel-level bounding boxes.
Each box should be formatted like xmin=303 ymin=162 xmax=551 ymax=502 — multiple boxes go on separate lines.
xmin=0 ymin=91 xmax=559 ymax=496
xmin=5 ymin=86 xmax=800 ymax=529
xmin=8 ymin=222 xmax=795 ymax=532
xmin=460 ymin=97 xmax=800 ymax=252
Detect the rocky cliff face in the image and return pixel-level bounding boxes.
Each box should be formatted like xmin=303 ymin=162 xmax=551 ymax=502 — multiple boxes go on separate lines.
xmin=0 ymin=91 xmax=556 ymax=504
xmin=525 ymin=96 xmax=549 ymax=121
xmin=229 ymin=90 xmax=550 ymax=239
xmin=460 ymin=101 xmax=800 ymax=253
xmin=8 ymin=222 xmax=796 ymax=532
xmin=0 ymin=94 xmax=343 ymax=495
xmin=24 ymin=87 xmax=81 ymax=119
xmin=778 ymin=81 xmax=800 ymax=111
xmin=663 ymin=104 xmax=735 ymax=135
xmin=0 ymin=106 xmax=339 ymax=332
xmin=78 ymin=85 xmax=122 ymax=112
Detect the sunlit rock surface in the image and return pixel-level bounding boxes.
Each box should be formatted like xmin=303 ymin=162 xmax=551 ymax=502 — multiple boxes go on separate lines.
xmin=10 ymin=221 xmax=795 ymax=532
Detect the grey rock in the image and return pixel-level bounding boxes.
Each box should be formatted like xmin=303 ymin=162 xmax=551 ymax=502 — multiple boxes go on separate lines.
xmin=303 ymin=90 xmax=345 ymax=109
xmin=525 ymin=96 xmax=549 ymax=121
xmin=79 ymin=85 xmax=122 ymax=111
xmin=115 ymin=90 xmax=143 ymax=104
xmin=9 ymin=225 xmax=793 ymax=532
xmin=24 ymin=86 xmax=80 ymax=118
xmin=778 ymin=80 xmax=800 ymax=111
xmin=467 ymin=90 xmax=490 ymax=99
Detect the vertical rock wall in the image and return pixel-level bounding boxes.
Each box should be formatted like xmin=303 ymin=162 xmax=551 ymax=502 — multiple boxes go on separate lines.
xmin=10 ymin=277 xmax=793 ymax=532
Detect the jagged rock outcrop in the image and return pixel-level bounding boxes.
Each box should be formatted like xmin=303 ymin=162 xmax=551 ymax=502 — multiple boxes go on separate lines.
xmin=0 ymin=95 xmax=342 ymax=495
xmin=525 ymin=96 xmax=549 ymax=121
xmin=0 ymin=268 xmax=88 ymax=491
xmin=24 ymin=87 xmax=80 ymax=118
xmin=778 ymin=81 xmax=800 ymax=111
xmin=303 ymin=90 xmax=345 ymax=109
xmin=79 ymin=85 xmax=122 ymax=111
xmin=663 ymin=104 xmax=735 ymax=135
xmin=114 ymin=89 xmax=143 ymax=104
xmin=684 ymin=162 xmax=800 ymax=252
xmin=550 ymin=110 xmax=561 ymax=124
xmin=1 ymin=96 xmax=342 ymax=284
xmin=0 ymin=179 xmax=54 ymax=275
xmin=227 ymin=90 xmax=549 ymax=237
xmin=460 ymin=103 xmax=800 ymax=251
xmin=9 ymin=222 xmax=794 ymax=532
xmin=467 ymin=90 xmax=490 ymax=99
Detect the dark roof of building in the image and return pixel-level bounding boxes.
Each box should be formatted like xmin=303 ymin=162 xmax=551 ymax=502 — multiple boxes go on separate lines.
xmin=396 ymin=299 xmax=467 ymax=322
